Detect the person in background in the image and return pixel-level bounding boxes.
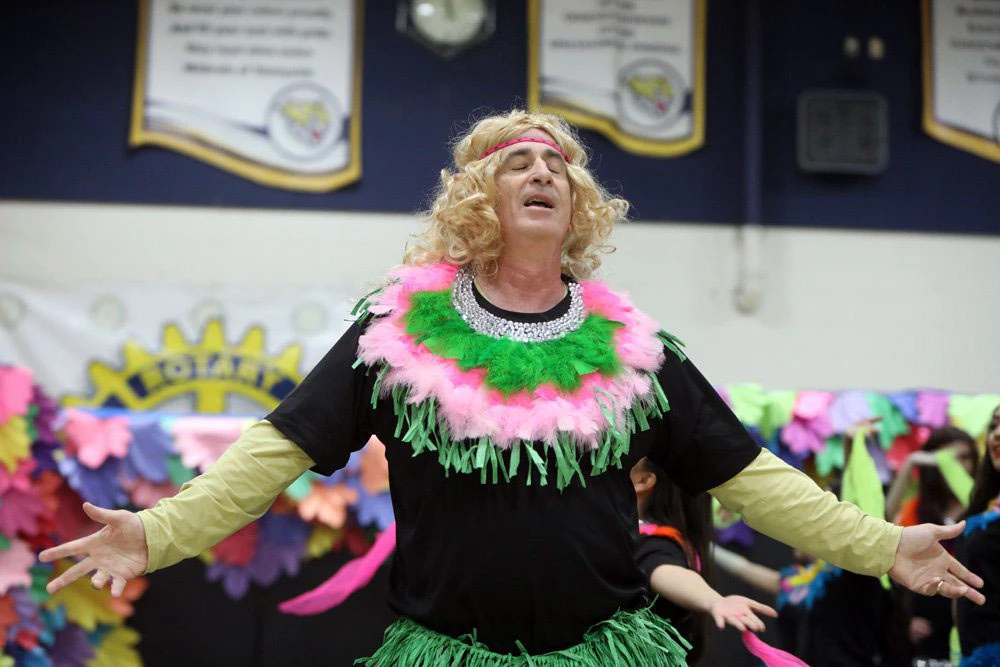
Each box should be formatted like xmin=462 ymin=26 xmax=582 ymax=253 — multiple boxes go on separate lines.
xmin=955 ymin=404 xmax=1000 ymax=666
xmin=713 ymin=429 xmax=913 ymax=667
xmin=631 ymin=457 xmax=777 ymax=665
xmin=885 ymin=426 xmax=979 ymax=663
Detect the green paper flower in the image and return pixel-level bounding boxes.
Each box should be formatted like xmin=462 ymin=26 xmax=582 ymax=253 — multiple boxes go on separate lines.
xmin=167 ymin=455 xmax=195 ymax=487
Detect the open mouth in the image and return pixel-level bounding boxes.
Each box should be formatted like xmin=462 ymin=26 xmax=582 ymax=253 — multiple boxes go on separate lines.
xmin=523 ymin=197 xmax=554 ymax=209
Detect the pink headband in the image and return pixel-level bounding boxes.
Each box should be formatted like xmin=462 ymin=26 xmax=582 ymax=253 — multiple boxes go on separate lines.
xmin=479 ymin=137 xmax=570 ymax=162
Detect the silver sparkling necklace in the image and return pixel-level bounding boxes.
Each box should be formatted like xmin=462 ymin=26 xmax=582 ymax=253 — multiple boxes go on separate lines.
xmin=451 ymin=266 xmax=586 ymax=342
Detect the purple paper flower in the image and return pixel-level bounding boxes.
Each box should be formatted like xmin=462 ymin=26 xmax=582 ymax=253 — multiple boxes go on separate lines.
xmin=348 ymin=479 xmax=395 ymax=531
xmin=206 ymin=561 xmax=252 ymax=599
xmin=867 ymin=438 xmax=892 ymax=485
xmin=827 ymin=391 xmax=873 ymax=433
xmin=917 ymin=391 xmax=950 ymax=428
xmin=31 ymin=386 xmax=59 ymax=445
xmin=49 ymin=624 xmax=94 ymax=667
xmin=57 ymin=457 xmax=127 ymax=509
xmin=123 ymin=418 xmax=173 ymax=484
xmin=207 ymin=512 xmax=310 ymax=599
xmin=30 ymin=439 xmax=61 ymax=475
xmin=716 ymin=521 xmax=754 ymax=548
xmin=247 ymin=534 xmax=304 ymax=588
xmin=6 ymin=586 xmax=43 ymax=645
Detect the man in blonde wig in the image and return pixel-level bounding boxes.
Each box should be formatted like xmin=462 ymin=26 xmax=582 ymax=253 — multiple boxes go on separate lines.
xmin=41 ymin=110 xmax=983 ymax=665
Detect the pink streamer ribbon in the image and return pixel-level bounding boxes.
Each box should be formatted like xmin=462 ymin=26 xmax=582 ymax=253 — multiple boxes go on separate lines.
xmin=742 ymin=631 xmax=810 ymax=666
xmin=279 ymin=522 xmax=396 ymax=615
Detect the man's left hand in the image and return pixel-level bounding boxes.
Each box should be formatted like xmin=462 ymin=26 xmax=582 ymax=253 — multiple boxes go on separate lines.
xmin=888 ymin=522 xmax=985 ymax=605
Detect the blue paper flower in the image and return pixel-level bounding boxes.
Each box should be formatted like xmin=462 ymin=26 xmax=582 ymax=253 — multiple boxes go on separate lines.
xmin=38 ymin=606 xmax=67 ymax=646
xmin=123 ymin=418 xmax=173 ymax=484
xmin=57 ymin=457 xmax=127 ymax=509
xmin=887 ymin=391 xmax=919 ymax=423
xmin=348 ymin=478 xmax=395 ymax=531
xmin=7 ymin=646 xmax=50 ymax=667
xmin=48 ymin=624 xmax=94 ymax=667
xmin=259 ymin=513 xmax=311 ymax=548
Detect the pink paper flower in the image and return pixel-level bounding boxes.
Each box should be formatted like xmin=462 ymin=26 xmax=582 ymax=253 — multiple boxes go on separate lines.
xmin=0 ymin=368 xmax=33 ymax=425
xmin=0 ymin=486 xmax=48 ymax=538
xmin=173 ymin=417 xmax=246 ymax=472
xmin=123 ymin=478 xmax=178 ymax=509
xmin=62 ymin=410 xmax=131 ymax=469
xmin=0 ymin=539 xmax=34 ymax=594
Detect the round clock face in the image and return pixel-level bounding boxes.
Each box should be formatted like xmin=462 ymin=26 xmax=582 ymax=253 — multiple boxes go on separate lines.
xmin=410 ymin=0 xmax=488 ymax=47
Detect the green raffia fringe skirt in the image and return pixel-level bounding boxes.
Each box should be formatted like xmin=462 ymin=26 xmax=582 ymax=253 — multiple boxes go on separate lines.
xmin=357 ymin=606 xmax=691 ymax=666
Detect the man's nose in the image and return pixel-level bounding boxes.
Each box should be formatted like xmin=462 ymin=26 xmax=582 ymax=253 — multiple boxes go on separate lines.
xmin=529 ymin=158 xmax=553 ymax=184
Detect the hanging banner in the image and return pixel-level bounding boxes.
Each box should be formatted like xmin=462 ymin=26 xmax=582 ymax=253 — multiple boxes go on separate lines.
xmin=0 ymin=282 xmax=356 ymax=413
xmin=528 ymin=0 xmax=706 ymax=158
xmin=130 ymin=0 xmax=363 ymax=191
xmin=922 ymin=0 xmax=1000 ymax=163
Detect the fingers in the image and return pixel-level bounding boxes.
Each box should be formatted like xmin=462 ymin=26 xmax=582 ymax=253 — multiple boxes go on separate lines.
xmin=740 ymin=612 xmax=766 ymax=633
xmin=91 ymin=569 xmax=111 ymax=590
xmin=934 ymin=521 xmax=966 ymax=541
xmin=941 ymin=575 xmax=986 ymax=606
xmin=110 ymin=577 xmax=127 ymax=598
xmin=946 ymin=551 xmax=985 ymax=589
xmin=930 ymin=573 xmax=986 ymax=606
xmin=39 ymin=534 xmax=95 ymax=564
xmin=82 ymin=502 xmax=116 ymax=525
xmin=748 ymin=600 xmax=778 ymax=618
xmin=720 ymin=614 xmax=747 ymax=632
xmin=46 ymin=557 xmax=95 ymax=595
xmin=721 ymin=611 xmax=764 ymax=633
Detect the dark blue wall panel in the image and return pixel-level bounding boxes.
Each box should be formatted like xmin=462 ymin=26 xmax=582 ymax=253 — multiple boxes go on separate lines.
xmin=0 ymin=1 xmax=997 ymax=233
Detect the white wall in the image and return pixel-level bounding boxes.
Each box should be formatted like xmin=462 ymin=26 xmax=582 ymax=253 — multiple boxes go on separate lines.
xmin=2 ymin=199 xmax=998 ymax=393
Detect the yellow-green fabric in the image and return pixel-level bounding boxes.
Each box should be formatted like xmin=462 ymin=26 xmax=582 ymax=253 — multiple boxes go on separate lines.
xmin=137 ymin=420 xmax=314 ymax=573
xmin=138 ymin=426 xmax=904 ymax=578
xmin=710 ymin=449 xmax=903 ymax=577
xmin=935 ymin=448 xmax=974 ymax=507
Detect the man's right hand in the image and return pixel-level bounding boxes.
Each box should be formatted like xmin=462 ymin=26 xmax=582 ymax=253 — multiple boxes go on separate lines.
xmin=39 ymin=502 xmax=148 ymax=597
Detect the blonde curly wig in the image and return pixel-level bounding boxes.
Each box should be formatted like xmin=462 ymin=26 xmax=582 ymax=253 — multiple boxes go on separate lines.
xmin=403 ymin=109 xmax=628 ymax=280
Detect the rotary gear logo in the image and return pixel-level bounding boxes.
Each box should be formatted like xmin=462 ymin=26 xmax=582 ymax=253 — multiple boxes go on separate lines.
xmin=63 ymin=319 xmax=303 ymax=412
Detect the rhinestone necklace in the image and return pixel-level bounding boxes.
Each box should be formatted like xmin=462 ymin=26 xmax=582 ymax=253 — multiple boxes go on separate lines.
xmin=451 ymin=266 xmax=586 ymax=342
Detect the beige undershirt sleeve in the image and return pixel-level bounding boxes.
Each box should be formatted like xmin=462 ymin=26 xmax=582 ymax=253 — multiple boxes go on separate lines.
xmin=709 ymin=448 xmax=903 ymax=577
xmin=137 ymin=419 xmax=315 ymax=573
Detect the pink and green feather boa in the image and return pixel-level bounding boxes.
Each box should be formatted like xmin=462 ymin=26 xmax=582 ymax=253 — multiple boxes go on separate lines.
xmin=355 ymin=262 xmax=683 ymax=490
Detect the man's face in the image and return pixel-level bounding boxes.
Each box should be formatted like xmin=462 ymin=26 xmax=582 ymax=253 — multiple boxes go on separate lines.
xmin=492 ymin=129 xmax=572 ymax=247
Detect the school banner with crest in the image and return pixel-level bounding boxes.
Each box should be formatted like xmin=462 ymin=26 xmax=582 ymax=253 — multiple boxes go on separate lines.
xmin=0 ymin=282 xmax=356 ymax=414
xmin=528 ymin=0 xmax=706 ymax=157
xmin=130 ymin=0 xmax=363 ymax=191
xmin=922 ymin=0 xmax=1000 ymax=163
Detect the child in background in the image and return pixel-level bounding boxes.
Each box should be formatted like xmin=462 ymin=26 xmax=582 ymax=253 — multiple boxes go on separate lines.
xmin=885 ymin=426 xmax=979 ymax=663
xmin=955 ymin=404 xmax=1000 ymax=666
xmin=631 ymin=457 xmax=776 ymax=665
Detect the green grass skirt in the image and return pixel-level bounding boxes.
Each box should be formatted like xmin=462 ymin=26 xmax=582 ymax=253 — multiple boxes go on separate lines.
xmin=357 ymin=606 xmax=691 ymax=666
